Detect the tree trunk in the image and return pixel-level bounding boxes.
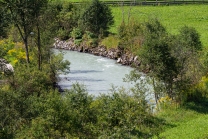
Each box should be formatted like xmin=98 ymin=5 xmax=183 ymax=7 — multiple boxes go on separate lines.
xmin=24 ymin=38 xmax=30 ymax=64
xmin=9 ymin=7 xmax=30 ymax=64
xmin=37 ymin=23 xmax=41 ymax=70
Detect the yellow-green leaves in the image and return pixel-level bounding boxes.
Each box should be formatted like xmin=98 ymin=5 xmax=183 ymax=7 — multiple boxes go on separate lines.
xmin=0 ymin=39 xmax=26 ymax=66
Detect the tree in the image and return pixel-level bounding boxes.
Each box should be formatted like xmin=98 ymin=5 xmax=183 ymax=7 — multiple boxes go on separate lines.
xmin=171 ymin=26 xmax=203 ymax=102
xmin=138 ymin=19 xmax=178 ymax=104
xmin=32 ymin=0 xmax=48 ymax=70
xmin=57 ymin=1 xmax=78 ymax=40
xmin=80 ymin=0 xmax=114 ymax=37
xmin=138 ymin=20 xmax=203 ymax=104
xmin=0 ymin=0 xmax=48 ymax=64
xmin=0 ymin=5 xmax=10 ymax=38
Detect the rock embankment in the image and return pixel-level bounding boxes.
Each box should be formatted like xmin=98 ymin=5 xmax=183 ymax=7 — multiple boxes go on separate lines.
xmin=53 ymin=38 xmax=141 ymax=67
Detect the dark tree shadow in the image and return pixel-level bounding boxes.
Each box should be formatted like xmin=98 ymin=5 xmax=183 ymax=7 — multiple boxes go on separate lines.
xmin=130 ymin=115 xmax=176 ymax=138
xmin=184 ymin=99 xmax=208 ymax=114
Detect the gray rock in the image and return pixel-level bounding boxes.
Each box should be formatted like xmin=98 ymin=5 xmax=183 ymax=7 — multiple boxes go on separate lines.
xmin=117 ymin=58 xmax=121 ymax=63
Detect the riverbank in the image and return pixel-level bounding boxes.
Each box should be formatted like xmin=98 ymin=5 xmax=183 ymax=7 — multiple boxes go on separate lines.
xmin=53 ymin=38 xmax=141 ymax=68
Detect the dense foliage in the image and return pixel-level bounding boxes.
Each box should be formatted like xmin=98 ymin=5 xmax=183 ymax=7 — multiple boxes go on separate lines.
xmin=118 ymin=18 xmax=204 ymax=105
xmin=1 ymin=0 xmax=208 ymax=138
xmin=79 ymin=0 xmax=114 ymax=37
xmin=0 ymin=5 xmax=9 ymax=38
xmin=0 ymin=80 xmax=167 ymax=138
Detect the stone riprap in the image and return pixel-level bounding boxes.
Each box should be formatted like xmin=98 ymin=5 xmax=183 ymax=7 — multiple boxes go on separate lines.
xmin=53 ymin=38 xmax=141 ymax=67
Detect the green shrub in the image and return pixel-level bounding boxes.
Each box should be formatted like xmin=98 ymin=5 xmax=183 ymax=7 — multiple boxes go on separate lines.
xmin=57 ymin=29 xmax=70 ymax=40
xmin=101 ymin=35 xmax=119 ymax=49
xmin=117 ymin=19 xmax=143 ymax=52
xmin=84 ymin=31 xmax=96 ymax=39
xmin=74 ymin=39 xmax=82 ymax=46
xmin=70 ymin=27 xmax=83 ymax=39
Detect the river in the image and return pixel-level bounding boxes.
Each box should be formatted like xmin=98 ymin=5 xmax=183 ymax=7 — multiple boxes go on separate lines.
xmin=53 ymin=49 xmax=134 ymax=96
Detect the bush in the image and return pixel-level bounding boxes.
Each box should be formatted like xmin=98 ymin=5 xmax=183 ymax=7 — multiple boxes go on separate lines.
xmin=117 ymin=19 xmax=143 ymax=52
xmin=101 ymin=35 xmax=119 ymax=50
xmin=0 ymin=39 xmax=26 ymax=65
xmin=57 ymin=29 xmax=70 ymax=40
xmin=138 ymin=19 xmax=203 ymax=104
xmin=74 ymin=39 xmax=82 ymax=46
xmin=70 ymin=27 xmax=83 ymax=40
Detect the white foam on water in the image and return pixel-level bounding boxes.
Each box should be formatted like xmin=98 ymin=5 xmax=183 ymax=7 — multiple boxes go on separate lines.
xmin=104 ymin=64 xmax=114 ymax=68
xmin=96 ymin=58 xmax=107 ymax=62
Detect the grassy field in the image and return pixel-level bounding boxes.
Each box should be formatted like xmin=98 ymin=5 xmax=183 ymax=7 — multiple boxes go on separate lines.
xmin=157 ymin=115 xmax=208 ymax=138
xmin=61 ymin=1 xmax=208 ymax=46
xmin=152 ymin=101 xmax=208 ymax=138
xmin=110 ymin=5 xmax=208 ymax=47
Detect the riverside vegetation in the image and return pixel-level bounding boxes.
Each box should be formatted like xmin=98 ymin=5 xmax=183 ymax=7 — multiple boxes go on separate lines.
xmin=1 ymin=0 xmax=208 ymax=138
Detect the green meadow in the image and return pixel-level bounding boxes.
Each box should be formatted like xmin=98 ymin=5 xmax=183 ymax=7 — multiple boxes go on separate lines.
xmin=152 ymin=101 xmax=208 ymax=139
xmin=110 ymin=5 xmax=208 ymax=46
xmin=61 ymin=1 xmax=208 ymax=46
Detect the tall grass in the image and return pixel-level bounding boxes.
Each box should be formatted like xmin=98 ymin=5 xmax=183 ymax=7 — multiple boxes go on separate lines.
xmin=110 ymin=5 xmax=208 ymax=47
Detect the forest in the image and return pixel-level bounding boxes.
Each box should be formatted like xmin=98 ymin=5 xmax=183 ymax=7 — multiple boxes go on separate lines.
xmin=1 ymin=0 xmax=208 ymax=138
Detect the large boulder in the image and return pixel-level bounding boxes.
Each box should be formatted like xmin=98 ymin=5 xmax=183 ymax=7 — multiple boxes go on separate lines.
xmin=0 ymin=59 xmax=14 ymax=73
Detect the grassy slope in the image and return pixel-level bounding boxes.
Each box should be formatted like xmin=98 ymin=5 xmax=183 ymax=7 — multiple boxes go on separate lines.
xmin=110 ymin=5 xmax=208 ymax=47
xmin=152 ymin=102 xmax=208 ymax=139
xmin=158 ymin=115 xmax=208 ymax=138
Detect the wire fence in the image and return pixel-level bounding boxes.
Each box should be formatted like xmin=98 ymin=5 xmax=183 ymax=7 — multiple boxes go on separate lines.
xmin=72 ymin=0 xmax=208 ymax=6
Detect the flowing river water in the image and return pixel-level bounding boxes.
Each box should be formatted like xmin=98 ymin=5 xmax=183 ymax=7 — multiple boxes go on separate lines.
xmin=53 ymin=49 xmax=135 ymax=96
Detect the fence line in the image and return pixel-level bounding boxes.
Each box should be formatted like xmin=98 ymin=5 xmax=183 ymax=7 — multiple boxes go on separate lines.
xmin=73 ymin=0 xmax=208 ymax=6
